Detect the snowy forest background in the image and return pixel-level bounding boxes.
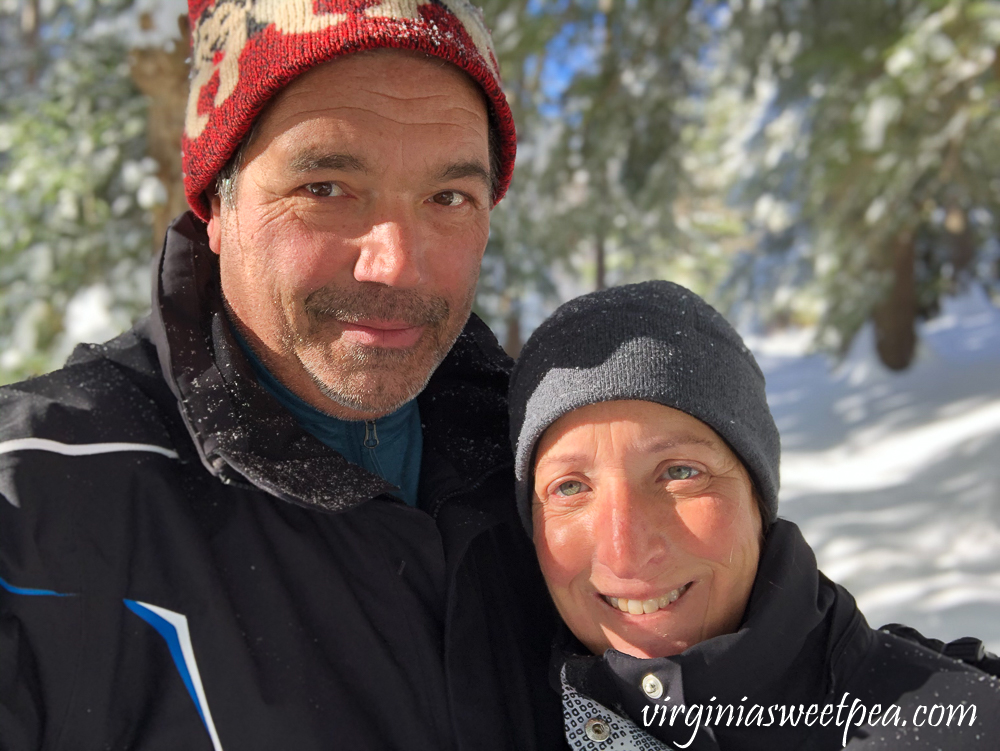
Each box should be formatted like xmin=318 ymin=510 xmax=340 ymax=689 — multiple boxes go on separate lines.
xmin=2 ymin=0 xmax=999 ymax=650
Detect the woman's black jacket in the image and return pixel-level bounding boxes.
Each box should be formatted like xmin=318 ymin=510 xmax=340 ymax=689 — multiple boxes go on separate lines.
xmin=556 ymin=519 xmax=1000 ymax=750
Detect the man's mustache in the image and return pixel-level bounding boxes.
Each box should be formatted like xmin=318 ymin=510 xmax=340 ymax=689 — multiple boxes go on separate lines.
xmin=304 ymin=284 xmax=450 ymax=328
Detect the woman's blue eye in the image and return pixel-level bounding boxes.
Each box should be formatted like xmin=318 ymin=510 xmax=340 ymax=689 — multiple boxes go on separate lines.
xmin=555 ymin=480 xmax=585 ymax=496
xmin=666 ymin=466 xmax=700 ymax=481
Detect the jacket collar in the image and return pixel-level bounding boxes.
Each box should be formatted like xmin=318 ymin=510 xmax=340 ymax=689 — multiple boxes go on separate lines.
xmin=149 ymin=212 xmax=514 ymax=515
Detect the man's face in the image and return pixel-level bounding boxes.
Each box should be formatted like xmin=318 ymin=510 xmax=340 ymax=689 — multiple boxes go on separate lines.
xmin=207 ymin=50 xmax=492 ymax=420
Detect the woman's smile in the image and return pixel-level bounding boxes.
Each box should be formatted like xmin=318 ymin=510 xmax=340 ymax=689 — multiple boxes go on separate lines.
xmin=600 ymin=581 xmax=693 ymax=615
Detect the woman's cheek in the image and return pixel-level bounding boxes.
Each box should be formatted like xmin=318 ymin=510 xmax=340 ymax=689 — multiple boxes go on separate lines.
xmin=674 ymin=496 xmax=738 ymax=550
xmin=533 ymin=506 xmax=592 ymax=586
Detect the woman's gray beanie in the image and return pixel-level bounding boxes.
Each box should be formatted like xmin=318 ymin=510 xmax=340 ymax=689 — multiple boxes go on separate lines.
xmin=509 ymin=280 xmax=780 ymax=536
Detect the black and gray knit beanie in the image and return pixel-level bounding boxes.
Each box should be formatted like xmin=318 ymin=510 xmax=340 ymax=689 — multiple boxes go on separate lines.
xmin=509 ymin=280 xmax=780 ymax=536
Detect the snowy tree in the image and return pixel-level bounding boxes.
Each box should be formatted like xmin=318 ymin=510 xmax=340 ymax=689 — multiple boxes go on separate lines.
xmin=0 ymin=0 xmax=190 ymax=385
xmin=473 ymin=0 xmax=570 ymax=355
xmin=1 ymin=0 xmax=149 ymax=383
xmin=538 ymin=0 xmax=705 ymax=291
xmin=476 ymin=0 xmax=722 ymax=353
xmin=718 ymin=0 xmax=1000 ymax=369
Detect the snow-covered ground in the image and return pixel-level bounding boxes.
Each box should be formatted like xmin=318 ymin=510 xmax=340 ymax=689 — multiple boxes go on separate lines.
xmin=747 ymin=288 xmax=1000 ymax=653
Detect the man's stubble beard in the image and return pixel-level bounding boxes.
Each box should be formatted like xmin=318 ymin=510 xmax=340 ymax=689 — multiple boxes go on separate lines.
xmin=292 ymin=276 xmax=478 ymax=417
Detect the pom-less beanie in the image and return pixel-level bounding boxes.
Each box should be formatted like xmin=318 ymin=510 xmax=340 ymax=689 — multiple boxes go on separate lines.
xmin=509 ymin=281 xmax=781 ymax=536
xmin=182 ymin=0 xmax=515 ymax=221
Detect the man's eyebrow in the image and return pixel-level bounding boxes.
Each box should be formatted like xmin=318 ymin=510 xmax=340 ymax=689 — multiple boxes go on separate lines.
xmin=436 ymin=160 xmax=492 ymax=191
xmin=288 ymin=151 xmax=369 ymax=174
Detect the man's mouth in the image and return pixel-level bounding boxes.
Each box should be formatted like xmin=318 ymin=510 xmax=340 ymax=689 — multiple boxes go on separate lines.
xmin=336 ymin=319 xmax=425 ymax=348
xmin=601 ymin=582 xmax=693 ymax=615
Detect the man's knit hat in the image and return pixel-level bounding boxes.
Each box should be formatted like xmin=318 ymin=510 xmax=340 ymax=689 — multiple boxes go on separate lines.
xmin=509 ymin=280 xmax=781 ymax=536
xmin=183 ymin=0 xmax=515 ymax=221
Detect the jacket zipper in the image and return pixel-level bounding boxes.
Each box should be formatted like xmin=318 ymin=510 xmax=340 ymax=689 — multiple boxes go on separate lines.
xmin=363 ymin=420 xmax=379 ymax=449
xmin=363 ymin=419 xmax=390 ymax=482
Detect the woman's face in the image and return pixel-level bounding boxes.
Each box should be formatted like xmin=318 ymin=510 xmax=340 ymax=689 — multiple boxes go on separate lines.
xmin=532 ymin=400 xmax=762 ymax=659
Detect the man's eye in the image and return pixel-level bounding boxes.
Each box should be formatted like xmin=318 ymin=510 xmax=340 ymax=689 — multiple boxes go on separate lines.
xmin=304 ymin=182 xmax=343 ymax=197
xmin=554 ymin=480 xmax=587 ymax=497
xmin=666 ymin=466 xmax=700 ymax=481
xmin=430 ymin=191 xmax=467 ymax=207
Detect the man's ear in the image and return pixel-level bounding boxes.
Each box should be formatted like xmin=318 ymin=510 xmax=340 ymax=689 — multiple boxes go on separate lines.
xmin=207 ymin=192 xmax=223 ymax=256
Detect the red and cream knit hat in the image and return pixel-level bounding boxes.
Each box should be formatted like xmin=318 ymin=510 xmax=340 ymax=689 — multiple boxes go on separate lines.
xmin=182 ymin=0 xmax=516 ymax=221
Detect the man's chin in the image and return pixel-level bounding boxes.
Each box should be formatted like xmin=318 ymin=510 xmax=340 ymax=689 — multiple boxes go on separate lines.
xmin=312 ymin=377 xmax=422 ymax=418
xmin=299 ymin=347 xmax=440 ymax=418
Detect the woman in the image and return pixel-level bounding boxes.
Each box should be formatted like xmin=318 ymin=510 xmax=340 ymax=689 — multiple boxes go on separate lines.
xmin=508 ymin=281 xmax=1000 ymax=750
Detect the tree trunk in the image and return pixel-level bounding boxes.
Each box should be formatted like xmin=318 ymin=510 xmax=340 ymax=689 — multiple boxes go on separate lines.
xmin=945 ymin=207 xmax=975 ymax=279
xmin=504 ymin=304 xmax=522 ymax=359
xmin=22 ymin=0 xmax=39 ymax=86
xmin=595 ymin=234 xmax=606 ymax=291
xmin=872 ymin=230 xmax=917 ymax=371
xmin=129 ymin=13 xmax=191 ymax=248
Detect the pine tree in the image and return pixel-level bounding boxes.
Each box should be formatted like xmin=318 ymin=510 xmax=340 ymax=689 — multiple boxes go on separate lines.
xmin=0 ymin=0 xmax=189 ymax=384
xmin=1 ymin=0 xmax=149 ymax=382
xmin=718 ymin=0 xmax=1000 ymax=368
xmin=540 ymin=0 xmax=704 ymax=292
xmin=474 ymin=0 xmax=570 ymax=355
xmin=476 ymin=0 xmax=719 ymax=352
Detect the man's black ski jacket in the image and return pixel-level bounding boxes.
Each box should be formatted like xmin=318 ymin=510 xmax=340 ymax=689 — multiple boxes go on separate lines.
xmin=0 ymin=213 xmax=563 ymax=751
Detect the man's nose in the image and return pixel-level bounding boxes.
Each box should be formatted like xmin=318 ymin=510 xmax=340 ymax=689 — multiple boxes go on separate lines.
xmin=353 ymin=210 xmax=424 ymax=288
xmin=594 ymin=483 xmax=669 ymax=580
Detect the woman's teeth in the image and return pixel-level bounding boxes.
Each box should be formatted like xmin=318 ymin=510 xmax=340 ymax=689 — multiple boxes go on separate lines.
xmin=603 ymin=583 xmax=691 ymax=615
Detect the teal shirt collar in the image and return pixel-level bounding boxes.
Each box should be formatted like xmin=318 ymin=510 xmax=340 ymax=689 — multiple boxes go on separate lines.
xmin=230 ymin=323 xmax=423 ymax=507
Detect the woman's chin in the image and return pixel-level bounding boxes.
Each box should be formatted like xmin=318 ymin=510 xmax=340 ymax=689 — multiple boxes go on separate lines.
xmin=606 ymin=634 xmax=692 ymax=660
xmin=596 ymin=612 xmax=699 ymax=657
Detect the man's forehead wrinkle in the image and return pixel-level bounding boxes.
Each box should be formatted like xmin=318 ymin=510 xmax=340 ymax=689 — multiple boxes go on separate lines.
xmin=356 ymin=89 xmax=480 ymax=107
xmin=273 ymin=78 xmax=487 ymax=119
xmin=266 ymin=103 xmax=488 ymax=133
xmin=351 ymin=87 xmax=488 ymax=121
xmin=279 ymin=67 xmax=477 ymax=97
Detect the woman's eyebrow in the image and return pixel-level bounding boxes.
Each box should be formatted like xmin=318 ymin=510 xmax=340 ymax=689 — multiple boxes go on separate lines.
xmin=535 ymin=452 xmax=591 ymax=472
xmin=535 ymin=434 xmax=720 ymax=472
xmin=642 ymin=435 xmax=720 ymax=454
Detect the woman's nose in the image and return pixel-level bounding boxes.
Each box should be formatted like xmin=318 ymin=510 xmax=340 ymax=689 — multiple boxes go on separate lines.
xmin=593 ymin=482 xmax=669 ymax=580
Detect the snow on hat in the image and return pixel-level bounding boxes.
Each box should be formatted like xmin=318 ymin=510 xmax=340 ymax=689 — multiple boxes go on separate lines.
xmin=509 ymin=280 xmax=781 ymax=536
xmin=182 ymin=0 xmax=515 ymax=221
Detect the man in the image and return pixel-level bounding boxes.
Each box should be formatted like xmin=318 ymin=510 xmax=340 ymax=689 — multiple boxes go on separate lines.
xmin=0 ymin=2 xmax=562 ymax=749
